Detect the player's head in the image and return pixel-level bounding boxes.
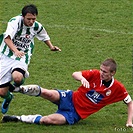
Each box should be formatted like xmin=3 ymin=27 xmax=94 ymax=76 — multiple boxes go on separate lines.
xmin=22 ymin=4 xmax=38 ymax=17
xmin=22 ymin=4 xmax=38 ymax=27
xmin=100 ymin=58 xmax=117 ymax=81
xmin=101 ymin=58 xmax=117 ymax=72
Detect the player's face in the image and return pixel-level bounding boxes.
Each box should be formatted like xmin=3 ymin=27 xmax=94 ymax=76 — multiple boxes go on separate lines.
xmin=23 ymin=13 xmax=37 ymax=27
xmin=100 ymin=65 xmax=114 ymax=82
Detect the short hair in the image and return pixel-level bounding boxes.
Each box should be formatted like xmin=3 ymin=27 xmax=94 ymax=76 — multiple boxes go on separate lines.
xmin=22 ymin=4 xmax=38 ymax=17
xmin=101 ymin=58 xmax=117 ymax=72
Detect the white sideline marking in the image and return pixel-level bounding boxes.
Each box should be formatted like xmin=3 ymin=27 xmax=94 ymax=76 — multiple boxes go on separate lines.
xmin=45 ymin=24 xmax=133 ymax=35
xmin=0 ymin=21 xmax=132 ymax=35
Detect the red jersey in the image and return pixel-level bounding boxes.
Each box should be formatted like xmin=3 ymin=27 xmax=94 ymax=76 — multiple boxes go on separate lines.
xmin=72 ymin=69 xmax=128 ymax=119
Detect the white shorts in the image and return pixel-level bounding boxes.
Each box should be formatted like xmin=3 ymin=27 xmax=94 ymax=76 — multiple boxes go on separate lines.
xmin=0 ymin=53 xmax=29 ymax=85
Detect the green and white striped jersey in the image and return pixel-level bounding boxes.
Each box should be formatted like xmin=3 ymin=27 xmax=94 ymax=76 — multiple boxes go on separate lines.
xmin=0 ymin=15 xmax=50 ymax=65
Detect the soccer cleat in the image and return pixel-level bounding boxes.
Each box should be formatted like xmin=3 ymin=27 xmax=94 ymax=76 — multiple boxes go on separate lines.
xmin=19 ymin=85 xmax=41 ymax=96
xmin=1 ymin=93 xmax=13 ymax=114
xmin=2 ymin=115 xmax=20 ymax=123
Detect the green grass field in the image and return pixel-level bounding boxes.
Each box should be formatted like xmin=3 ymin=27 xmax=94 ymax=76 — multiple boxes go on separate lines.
xmin=0 ymin=0 xmax=133 ymax=132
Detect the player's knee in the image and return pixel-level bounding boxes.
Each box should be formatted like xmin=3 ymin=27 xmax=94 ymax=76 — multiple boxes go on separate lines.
xmin=14 ymin=78 xmax=24 ymax=85
xmin=12 ymin=70 xmax=24 ymax=84
xmin=13 ymin=75 xmax=25 ymax=86
xmin=14 ymin=77 xmax=21 ymax=83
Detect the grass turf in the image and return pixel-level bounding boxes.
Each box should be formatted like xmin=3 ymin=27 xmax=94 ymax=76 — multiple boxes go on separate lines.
xmin=0 ymin=0 xmax=132 ymax=133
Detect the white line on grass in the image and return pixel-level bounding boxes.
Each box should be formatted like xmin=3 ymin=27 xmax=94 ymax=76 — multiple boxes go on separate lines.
xmin=45 ymin=24 xmax=133 ymax=35
xmin=0 ymin=21 xmax=132 ymax=35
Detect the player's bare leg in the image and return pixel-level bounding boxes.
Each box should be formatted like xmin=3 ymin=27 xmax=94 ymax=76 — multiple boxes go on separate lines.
xmin=40 ymin=89 xmax=60 ymax=103
xmin=40 ymin=113 xmax=66 ymax=125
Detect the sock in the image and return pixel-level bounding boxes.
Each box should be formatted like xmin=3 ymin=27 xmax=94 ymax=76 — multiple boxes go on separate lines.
xmin=34 ymin=116 xmax=42 ymax=124
xmin=20 ymin=115 xmax=42 ymax=124
xmin=9 ymin=84 xmax=15 ymax=92
xmin=13 ymin=78 xmax=25 ymax=87
xmin=2 ymin=91 xmax=12 ymax=101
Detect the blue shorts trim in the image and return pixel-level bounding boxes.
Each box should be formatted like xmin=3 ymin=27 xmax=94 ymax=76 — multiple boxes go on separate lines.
xmin=55 ymin=90 xmax=81 ymax=125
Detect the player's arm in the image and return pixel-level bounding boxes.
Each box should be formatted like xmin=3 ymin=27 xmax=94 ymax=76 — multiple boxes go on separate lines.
xmin=4 ymin=36 xmax=25 ymax=58
xmin=72 ymin=71 xmax=90 ymax=88
xmin=36 ymin=25 xmax=61 ymax=51
xmin=44 ymin=40 xmax=61 ymax=51
xmin=4 ymin=17 xmax=25 ymax=58
xmin=36 ymin=24 xmax=61 ymax=51
xmin=123 ymin=95 xmax=133 ymax=127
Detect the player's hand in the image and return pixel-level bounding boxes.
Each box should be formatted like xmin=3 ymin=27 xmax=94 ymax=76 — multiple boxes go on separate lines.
xmin=126 ymin=124 xmax=133 ymax=128
xmin=81 ymin=78 xmax=90 ymax=88
xmin=14 ymin=50 xmax=25 ymax=58
xmin=51 ymin=46 xmax=61 ymax=51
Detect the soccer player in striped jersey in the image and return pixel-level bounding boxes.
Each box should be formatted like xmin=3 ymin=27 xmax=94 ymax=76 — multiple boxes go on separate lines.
xmin=0 ymin=4 xmax=61 ymax=114
xmin=2 ymin=58 xmax=133 ymax=128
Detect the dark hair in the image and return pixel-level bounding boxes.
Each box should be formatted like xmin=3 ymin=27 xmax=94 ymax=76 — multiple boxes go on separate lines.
xmin=22 ymin=4 xmax=38 ymax=17
xmin=101 ymin=58 xmax=117 ymax=72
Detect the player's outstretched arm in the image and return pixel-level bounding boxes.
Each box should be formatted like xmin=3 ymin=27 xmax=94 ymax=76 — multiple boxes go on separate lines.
xmin=126 ymin=101 xmax=133 ymax=128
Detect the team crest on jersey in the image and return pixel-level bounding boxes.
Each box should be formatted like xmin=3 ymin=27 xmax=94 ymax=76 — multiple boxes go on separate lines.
xmin=106 ymin=89 xmax=111 ymax=96
xmin=25 ymin=34 xmax=30 ymax=38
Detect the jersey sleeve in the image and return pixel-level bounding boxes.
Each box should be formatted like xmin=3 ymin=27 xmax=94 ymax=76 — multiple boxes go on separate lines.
xmin=113 ymin=80 xmax=130 ymax=102
xmin=4 ymin=17 xmax=19 ymax=39
xmin=82 ymin=69 xmax=99 ymax=80
xmin=35 ymin=23 xmax=50 ymax=41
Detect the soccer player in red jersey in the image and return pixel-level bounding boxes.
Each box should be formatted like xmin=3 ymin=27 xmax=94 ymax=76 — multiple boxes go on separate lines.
xmin=2 ymin=58 xmax=133 ymax=128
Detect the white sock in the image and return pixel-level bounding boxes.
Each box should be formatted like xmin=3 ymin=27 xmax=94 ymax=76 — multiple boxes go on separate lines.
xmin=20 ymin=114 xmax=42 ymax=124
